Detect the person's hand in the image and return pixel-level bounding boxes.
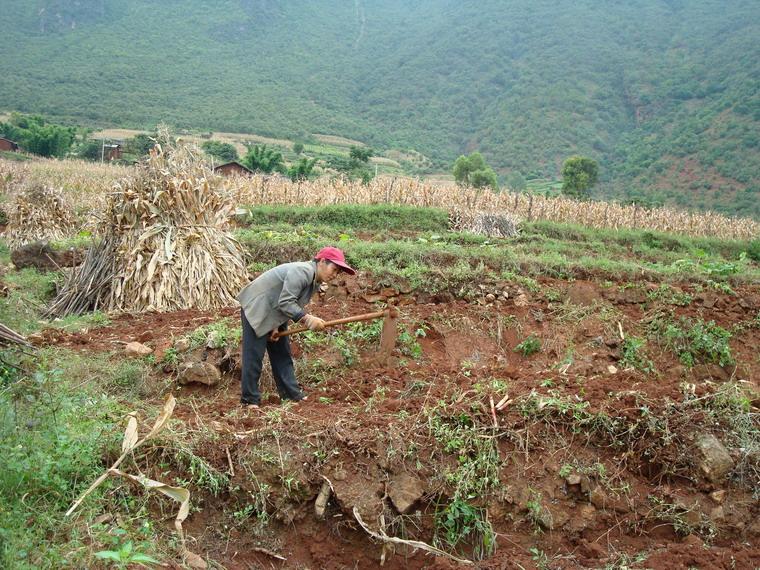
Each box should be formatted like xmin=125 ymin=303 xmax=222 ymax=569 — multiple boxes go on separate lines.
xmin=268 ymin=330 xmax=280 ymax=342
xmin=302 ymin=314 xmax=326 ymax=331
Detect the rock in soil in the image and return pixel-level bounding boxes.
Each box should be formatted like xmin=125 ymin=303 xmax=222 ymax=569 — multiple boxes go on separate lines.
xmin=124 ymin=341 xmax=153 ymax=357
xmin=388 ymin=473 xmax=425 ymax=514
xmin=695 ymin=433 xmax=734 ymax=483
xmin=178 ymin=361 xmax=221 ymax=386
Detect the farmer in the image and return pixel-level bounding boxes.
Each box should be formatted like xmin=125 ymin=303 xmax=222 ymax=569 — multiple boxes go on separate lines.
xmin=238 ymin=246 xmax=356 ymax=408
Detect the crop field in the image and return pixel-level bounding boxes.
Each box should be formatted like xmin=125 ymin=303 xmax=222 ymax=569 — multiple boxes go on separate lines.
xmin=2 ymin=157 xmax=758 ymax=241
xmin=0 ymin=150 xmax=758 ymax=569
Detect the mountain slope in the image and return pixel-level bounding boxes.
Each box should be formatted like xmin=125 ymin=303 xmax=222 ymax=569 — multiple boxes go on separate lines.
xmin=0 ymin=0 xmax=758 ymax=216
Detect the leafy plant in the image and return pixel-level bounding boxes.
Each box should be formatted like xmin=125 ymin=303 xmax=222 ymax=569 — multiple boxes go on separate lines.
xmin=514 ymin=335 xmax=542 ymax=356
xmin=620 ymin=337 xmax=655 ymax=373
xmin=653 ymin=317 xmax=733 ymax=367
xmin=434 ymin=499 xmax=495 ymax=560
xmin=94 ymin=540 xmax=160 ymax=569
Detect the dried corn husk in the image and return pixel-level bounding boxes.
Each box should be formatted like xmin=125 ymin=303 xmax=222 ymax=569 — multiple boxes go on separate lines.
xmin=47 ymin=131 xmax=247 ymax=316
xmin=5 ymin=182 xmax=77 ymax=249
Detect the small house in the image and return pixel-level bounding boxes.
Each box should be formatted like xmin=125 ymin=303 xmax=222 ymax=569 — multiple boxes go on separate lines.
xmin=213 ymin=161 xmax=254 ymax=177
xmin=0 ymin=137 xmax=20 ymax=152
xmin=103 ymin=143 xmax=123 ymax=161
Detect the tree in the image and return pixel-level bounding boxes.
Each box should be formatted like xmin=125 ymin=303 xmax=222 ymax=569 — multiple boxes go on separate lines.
xmin=73 ymin=139 xmax=103 ymax=161
xmin=349 ymin=146 xmax=373 ymax=163
xmin=292 ymin=141 xmax=304 ymax=155
xmin=452 ymin=152 xmax=498 ymax=190
xmin=241 ymin=144 xmax=285 ymax=174
xmin=561 ymin=156 xmax=599 ymax=199
xmin=201 ymin=140 xmax=238 ymax=162
xmin=505 ymin=171 xmax=527 ymax=192
xmin=124 ymin=133 xmax=156 ymax=156
xmin=325 ymin=151 xmax=374 ymax=183
xmin=288 ymin=157 xmax=318 ymax=181
xmin=0 ymin=114 xmax=75 ymax=158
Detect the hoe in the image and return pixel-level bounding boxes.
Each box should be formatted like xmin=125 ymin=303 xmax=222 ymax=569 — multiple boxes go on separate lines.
xmin=273 ymin=306 xmax=400 ymax=364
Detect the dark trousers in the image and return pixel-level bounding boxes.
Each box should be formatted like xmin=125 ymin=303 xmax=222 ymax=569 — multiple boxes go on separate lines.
xmin=240 ymin=310 xmax=304 ymax=405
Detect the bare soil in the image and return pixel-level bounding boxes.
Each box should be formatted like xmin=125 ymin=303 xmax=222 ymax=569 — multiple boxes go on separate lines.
xmin=42 ymin=276 xmax=760 ymax=569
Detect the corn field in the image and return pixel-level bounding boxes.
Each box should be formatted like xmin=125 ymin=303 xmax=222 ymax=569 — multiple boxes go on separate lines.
xmin=229 ymin=175 xmax=759 ymax=240
xmin=1 ymin=157 xmax=757 ymax=240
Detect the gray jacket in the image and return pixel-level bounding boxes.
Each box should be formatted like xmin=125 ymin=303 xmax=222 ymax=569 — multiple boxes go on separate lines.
xmin=238 ymin=261 xmax=318 ymax=337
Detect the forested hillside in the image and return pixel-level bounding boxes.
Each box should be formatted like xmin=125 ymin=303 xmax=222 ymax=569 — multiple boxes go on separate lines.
xmin=1 ymin=0 xmax=758 ymax=216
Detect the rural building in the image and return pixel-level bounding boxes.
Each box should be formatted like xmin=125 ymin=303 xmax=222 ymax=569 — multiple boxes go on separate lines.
xmin=0 ymin=137 xmax=20 ymax=152
xmin=213 ymin=161 xmax=254 ymax=177
xmin=103 ymin=143 xmax=123 ymax=161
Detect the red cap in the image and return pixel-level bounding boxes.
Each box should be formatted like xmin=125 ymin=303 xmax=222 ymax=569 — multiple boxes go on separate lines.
xmin=315 ymin=246 xmax=356 ymax=275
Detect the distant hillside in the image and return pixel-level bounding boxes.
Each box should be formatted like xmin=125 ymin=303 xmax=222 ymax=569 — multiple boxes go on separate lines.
xmin=1 ymin=0 xmax=758 ymax=217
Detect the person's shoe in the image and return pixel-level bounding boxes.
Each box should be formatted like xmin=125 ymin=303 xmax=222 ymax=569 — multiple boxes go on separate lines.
xmin=241 ymin=401 xmax=260 ymax=409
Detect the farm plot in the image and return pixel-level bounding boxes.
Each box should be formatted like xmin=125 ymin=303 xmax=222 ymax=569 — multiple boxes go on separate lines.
xmin=2 ymin=203 xmax=758 ymax=569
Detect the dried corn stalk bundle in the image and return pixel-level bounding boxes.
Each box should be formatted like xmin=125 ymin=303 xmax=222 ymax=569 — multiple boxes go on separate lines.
xmin=47 ymin=133 xmax=247 ymax=316
xmin=0 ymin=322 xmax=30 ymax=347
xmin=5 ymin=181 xmax=77 ymax=249
xmin=449 ymin=209 xmax=521 ymax=238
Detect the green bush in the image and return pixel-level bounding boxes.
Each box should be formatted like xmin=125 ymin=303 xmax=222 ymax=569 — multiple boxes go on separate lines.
xmin=653 ymin=317 xmax=734 ymax=367
xmin=514 ymin=335 xmax=542 ymax=356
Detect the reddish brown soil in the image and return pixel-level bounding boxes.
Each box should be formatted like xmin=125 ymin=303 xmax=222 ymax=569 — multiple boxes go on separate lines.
xmin=41 ymin=277 xmax=760 ymax=569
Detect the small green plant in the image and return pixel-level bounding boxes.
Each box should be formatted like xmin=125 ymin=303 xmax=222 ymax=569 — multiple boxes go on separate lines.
xmin=434 ymin=499 xmax=495 ymax=560
xmin=647 ymin=284 xmax=692 ymax=306
xmin=544 ymin=287 xmax=562 ymax=302
xmin=706 ymin=279 xmax=735 ymax=295
xmin=525 ymin=488 xmax=547 ymax=531
xmin=188 ymin=318 xmax=241 ymax=350
xmin=364 ymin=385 xmax=389 ymax=412
xmin=656 ymin=317 xmax=733 ymax=367
xmin=558 ymin=464 xmax=573 ymax=478
xmin=514 ymin=335 xmax=541 ymax=356
xmin=529 ymin=547 xmax=551 ymax=570
xmin=94 ymin=539 xmax=160 ymax=569
xmin=648 ymin=496 xmax=716 ymax=541
xmin=620 ymin=337 xmax=655 ymax=373
xmin=161 ymin=347 xmax=179 ymax=366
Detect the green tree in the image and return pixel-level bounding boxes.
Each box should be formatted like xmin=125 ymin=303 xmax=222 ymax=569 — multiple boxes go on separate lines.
xmin=241 ymin=144 xmax=285 ymax=174
xmin=0 ymin=114 xmax=75 ymax=158
xmin=124 ymin=133 xmax=156 ymax=156
xmin=452 ymin=152 xmax=498 ymax=190
xmin=73 ymin=139 xmax=103 ymax=161
xmin=349 ymin=146 xmax=373 ymax=163
xmin=505 ymin=171 xmax=527 ymax=191
xmin=201 ymin=140 xmax=239 ymax=162
xmin=288 ymin=157 xmax=318 ymax=181
xmin=561 ymin=156 xmax=599 ymax=199
xmin=292 ymin=141 xmax=304 ymax=155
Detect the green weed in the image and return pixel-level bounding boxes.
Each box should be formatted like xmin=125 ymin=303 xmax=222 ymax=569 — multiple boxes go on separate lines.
xmin=650 ymin=315 xmax=733 ymax=367
xmin=94 ymin=539 xmax=160 ymax=569
xmin=188 ymin=318 xmax=241 ymax=350
xmin=620 ymin=337 xmax=655 ymax=373
xmin=514 ymin=335 xmax=541 ymax=356
xmin=434 ymin=499 xmax=495 ymax=560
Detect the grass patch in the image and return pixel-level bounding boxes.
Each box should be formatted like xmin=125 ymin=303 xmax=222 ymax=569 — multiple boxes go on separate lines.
xmin=235 ymin=214 xmax=760 ymax=294
xmin=0 ymin=348 xmax=132 ymax=569
xmin=0 ymin=266 xmax=57 ymax=334
xmin=243 ymin=204 xmax=449 ymax=232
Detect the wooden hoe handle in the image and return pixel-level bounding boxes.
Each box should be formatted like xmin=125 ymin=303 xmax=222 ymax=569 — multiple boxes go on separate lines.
xmin=274 ymin=307 xmax=399 ymax=339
